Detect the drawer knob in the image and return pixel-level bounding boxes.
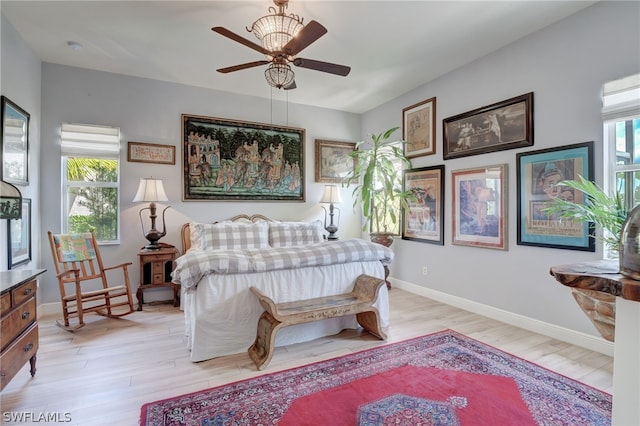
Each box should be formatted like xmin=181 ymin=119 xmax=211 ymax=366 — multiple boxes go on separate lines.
xmin=22 ymin=311 xmax=31 ymax=320
xmin=24 ymin=343 xmax=33 ymax=352
xmin=23 ymin=288 xmax=32 ymax=295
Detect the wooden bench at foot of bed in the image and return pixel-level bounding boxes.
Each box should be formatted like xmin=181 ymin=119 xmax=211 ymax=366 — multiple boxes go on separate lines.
xmin=248 ymin=274 xmax=387 ymax=370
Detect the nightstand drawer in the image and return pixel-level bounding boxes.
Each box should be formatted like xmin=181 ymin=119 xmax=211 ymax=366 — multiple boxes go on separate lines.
xmin=0 ymin=323 xmax=38 ymax=390
xmin=1 ymin=297 xmax=36 ymax=351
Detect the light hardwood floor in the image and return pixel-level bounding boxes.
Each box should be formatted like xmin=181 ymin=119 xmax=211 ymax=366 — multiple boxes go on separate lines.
xmin=1 ymin=288 xmax=613 ymax=426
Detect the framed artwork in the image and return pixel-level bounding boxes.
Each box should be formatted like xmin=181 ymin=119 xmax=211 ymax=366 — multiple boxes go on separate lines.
xmin=8 ymin=198 xmax=31 ymax=269
xmin=128 ymin=141 xmax=176 ymax=165
xmin=516 ymin=141 xmax=595 ymax=251
xmin=315 ymin=139 xmax=356 ymax=183
xmin=443 ymin=92 xmax=533 ymax=160
xmin=402 ymin=165 xmax=445 ymax=245
xmin=403 ymin=97 xmax=436 ymax=158
xmin=1 ymin=96 xmax=30 ymax=185
xmin=452 ymin=164 xmax=508 ymax=250
xmin=182 ymin=114 xmax=305 ymax=201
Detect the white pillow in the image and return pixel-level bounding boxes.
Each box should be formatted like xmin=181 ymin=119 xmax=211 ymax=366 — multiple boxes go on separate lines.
xmin=269 ymin=221 xmax=326 ymax=247
xmin=190 ymin=221 xmax=269 ymax=250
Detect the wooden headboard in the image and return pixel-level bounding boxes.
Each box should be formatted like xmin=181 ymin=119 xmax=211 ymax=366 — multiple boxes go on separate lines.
xmin=180 ymin=214 xmax=275 ymax=253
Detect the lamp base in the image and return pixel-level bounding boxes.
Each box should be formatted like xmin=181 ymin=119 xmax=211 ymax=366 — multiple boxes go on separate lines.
xmin=141 ymin=242 xmax=162 ymax=251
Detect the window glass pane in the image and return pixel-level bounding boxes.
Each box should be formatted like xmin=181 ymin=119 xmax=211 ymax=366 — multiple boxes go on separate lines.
xmin=66 ymin=186 xmax=118 ymax=241
xmin=66 ymin=157 xmax=118 ymax=182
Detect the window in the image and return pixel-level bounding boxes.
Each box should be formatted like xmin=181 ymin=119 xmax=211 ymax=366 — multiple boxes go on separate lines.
xmin=603 ymin=74 xmax=640 ymax=255
xmin=61 ymin=123 xmax=121 ymax=243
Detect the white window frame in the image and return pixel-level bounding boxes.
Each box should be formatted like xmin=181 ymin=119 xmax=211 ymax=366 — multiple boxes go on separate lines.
xmin=61 ymin=123 xmax=121 ymax=244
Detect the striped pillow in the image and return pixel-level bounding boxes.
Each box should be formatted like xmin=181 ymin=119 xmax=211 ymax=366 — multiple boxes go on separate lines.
xmin=190 ymin=222 xmax=269 ymax=250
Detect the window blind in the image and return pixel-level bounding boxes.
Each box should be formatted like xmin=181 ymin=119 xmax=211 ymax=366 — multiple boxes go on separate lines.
xmin=61 ymin=123 xmax=120 ymax=156
xmin=602 ymin=73 xmax=640 ymax=122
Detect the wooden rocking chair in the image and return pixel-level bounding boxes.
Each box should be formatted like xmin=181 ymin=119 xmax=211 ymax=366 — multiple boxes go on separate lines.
xmin=47 ymin=231 xmax=135 ymax=330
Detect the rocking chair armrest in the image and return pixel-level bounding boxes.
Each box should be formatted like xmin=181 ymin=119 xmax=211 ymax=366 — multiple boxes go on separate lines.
xmin=57 ymin=269 xmax=80 ymax=280
xmin=102 ymin=262 xmax=133 ymax=272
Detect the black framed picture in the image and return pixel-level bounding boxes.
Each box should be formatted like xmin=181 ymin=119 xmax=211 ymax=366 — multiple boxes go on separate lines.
xmin=8 ymin=198 xmax=31 ymax=268
xmin=182 ymin=114 xmax=305 ymax=201
xmin=1 ymin=96 xmax=30 ymax=185
xmin=402 ymin=165 xmax=445 ymax=245
xmin=516 ymin=142 xmax=595 ymax=251
xmin=443 ymin=92 xmax=533 ymax=160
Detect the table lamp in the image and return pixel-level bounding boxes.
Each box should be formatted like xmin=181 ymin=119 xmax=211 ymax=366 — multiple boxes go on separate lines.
xmin=320 ymin=185 xmax=342 ymax=240
xmin=133 ymin=177 xmax=170 ymax=250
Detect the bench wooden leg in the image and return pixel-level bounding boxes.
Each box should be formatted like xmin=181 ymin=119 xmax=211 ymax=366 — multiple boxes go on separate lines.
xmin=248 ymin=311 xmax=283 ymax=370
xmin=356 ymin=309 xmax=387 ymax=340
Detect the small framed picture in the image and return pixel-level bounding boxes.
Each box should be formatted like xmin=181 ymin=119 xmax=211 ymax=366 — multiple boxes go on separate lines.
xmin=315 ymin=139 xmax=356 ymax=183
xmin=1 ymin=96 xmax=30 ymax=185
xmin=402 ymin=97 xmax=436 ymax=158
xmin=127 ymin=141 xmax=176 ymax=165
xmin=452 ymin=164 xmax=508 ymax=250
xmin=516 ymin=141 xmax=595 ymax=251
xmin=402 ymin=165 xmax=445 ymax=245
xmin=8 ymin=198 xmax=31 ymax=269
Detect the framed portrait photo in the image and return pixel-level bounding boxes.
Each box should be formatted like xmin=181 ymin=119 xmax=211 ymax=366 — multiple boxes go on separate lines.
xmin=452 ymin=164 xmax=508 ymax=250
xmin=1 ymin=96 xmax=30 ymax=185
xmin=315 ymin=139 xmax=356 ymax=183
xmin=443 ymin=92 xmax=533 ymax=160
xmin=402 ymin=165 xmax=445 ymax=245
xmin=7 ymin=198 xmax=31 ymax=269
xmin=402 ymin=97 xmax=436 ymax=158
xmin=516 ymin=141 xmax=595 ymax=251
xmin=182 ymin=114 xmax=305 ymax=201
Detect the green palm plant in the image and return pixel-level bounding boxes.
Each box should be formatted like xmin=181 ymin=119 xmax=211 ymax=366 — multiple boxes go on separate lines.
xmin=542 ymin=175 xmax=627 ymax=252
xmin=343 ymin=127 xmax=414 ymax=235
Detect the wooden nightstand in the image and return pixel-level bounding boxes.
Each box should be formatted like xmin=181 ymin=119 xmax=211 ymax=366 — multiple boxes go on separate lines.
xmin=136 ymin=246 xmax=179 ymax=311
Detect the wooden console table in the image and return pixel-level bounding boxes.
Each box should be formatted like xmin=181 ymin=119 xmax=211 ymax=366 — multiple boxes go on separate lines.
xmin=550 ymin=259 xmax=639 ymax=426
xmin=0 ymin=269 xmax=46 ymax=391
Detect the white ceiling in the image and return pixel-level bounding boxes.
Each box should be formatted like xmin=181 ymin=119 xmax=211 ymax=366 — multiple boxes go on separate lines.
xmin=2 ymin=1 xmax=597 ymax=114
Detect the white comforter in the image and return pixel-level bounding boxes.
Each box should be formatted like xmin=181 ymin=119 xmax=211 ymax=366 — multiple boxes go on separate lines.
xmin=175 ymin=239 xmax=392 ymax=362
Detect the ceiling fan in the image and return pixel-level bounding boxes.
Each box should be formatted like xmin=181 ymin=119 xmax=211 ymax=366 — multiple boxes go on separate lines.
xmin=212 ymin=0 xmax=351 ymax=90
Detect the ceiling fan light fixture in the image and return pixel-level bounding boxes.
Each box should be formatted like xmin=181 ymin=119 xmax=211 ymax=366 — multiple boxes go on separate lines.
xmin=264 ymin=62 xmax=295 ymax=89
xmin=248 ymin=6 xmax=304 ymax=53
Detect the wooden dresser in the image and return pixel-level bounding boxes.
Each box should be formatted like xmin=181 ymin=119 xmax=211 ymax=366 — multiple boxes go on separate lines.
xmin=0 ymin=269 xmax=45 ymax=391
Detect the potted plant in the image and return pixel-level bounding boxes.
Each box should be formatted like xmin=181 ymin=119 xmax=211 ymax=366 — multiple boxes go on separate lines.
xmin=343 ymin=127 xmax=414 ymax=246
xmin=542 ymin=175 xmax=627 ymax=253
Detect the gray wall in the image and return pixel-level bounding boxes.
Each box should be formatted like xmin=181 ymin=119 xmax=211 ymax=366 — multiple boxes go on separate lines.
xmin=2 ymin=2 xmax=639 ymax=338
xmin=363 ymin=1 xmax=640 ymax=335
xmin=0 ymin=14 xmax=42 ymax=272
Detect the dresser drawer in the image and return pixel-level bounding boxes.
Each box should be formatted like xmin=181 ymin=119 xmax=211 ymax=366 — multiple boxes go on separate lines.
xmin=0 ymin=292 xmax=10 ymax=315
xmin=0 ymin=323 xmax=38 ymax=391
xmin=13 ymin=280 xmax=37 ymax=306
xmin=0 ymin=297 xmax=36 ymax=351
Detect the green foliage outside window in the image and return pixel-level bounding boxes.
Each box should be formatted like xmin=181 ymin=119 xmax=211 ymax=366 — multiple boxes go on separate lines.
xmin=66 ymin=158 xmax=118 ymax=241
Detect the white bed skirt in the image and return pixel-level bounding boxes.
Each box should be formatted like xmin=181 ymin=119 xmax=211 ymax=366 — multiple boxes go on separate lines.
xmin=183 ymin=260 xmax=389 ymax=362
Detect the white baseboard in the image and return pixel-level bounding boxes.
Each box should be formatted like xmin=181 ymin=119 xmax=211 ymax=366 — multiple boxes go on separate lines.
xmin=391 ymin=278 xmax=614 ymax=357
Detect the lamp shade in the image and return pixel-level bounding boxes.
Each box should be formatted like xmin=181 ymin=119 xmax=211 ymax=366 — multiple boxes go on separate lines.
xmin=133 ymin=178 xmax=168 ymax=203
xmin=0 ymin=179 xmax=23 ymax=220
xmin=320 ymin=185 xmax=342 ymax=204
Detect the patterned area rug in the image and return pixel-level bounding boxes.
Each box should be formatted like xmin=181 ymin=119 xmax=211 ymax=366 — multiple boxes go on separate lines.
xmin=140 ymin=330 xmax=611 ymax=425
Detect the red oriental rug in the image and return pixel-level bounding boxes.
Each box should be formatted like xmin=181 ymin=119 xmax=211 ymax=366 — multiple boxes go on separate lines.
xmin=140 ymin=330 xmax=611 ymax=425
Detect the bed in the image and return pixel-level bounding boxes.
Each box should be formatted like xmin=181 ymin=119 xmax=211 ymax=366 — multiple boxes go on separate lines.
xmin=172 ymin=214 xmax=393 ymax=362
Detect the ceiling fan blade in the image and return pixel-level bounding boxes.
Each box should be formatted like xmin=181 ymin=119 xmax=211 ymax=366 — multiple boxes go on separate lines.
xmin=212 ymin=26 xmax=270 ymax=56
xmin=282 ymin=20 xmax=327 ymax=56
xmin=284 ymin=80 xmax=297 ymax=90
xmin=292 ymin=58 xmax=351 ymax=76
xmin=217 ymin=60 xmax=270 ymax=74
